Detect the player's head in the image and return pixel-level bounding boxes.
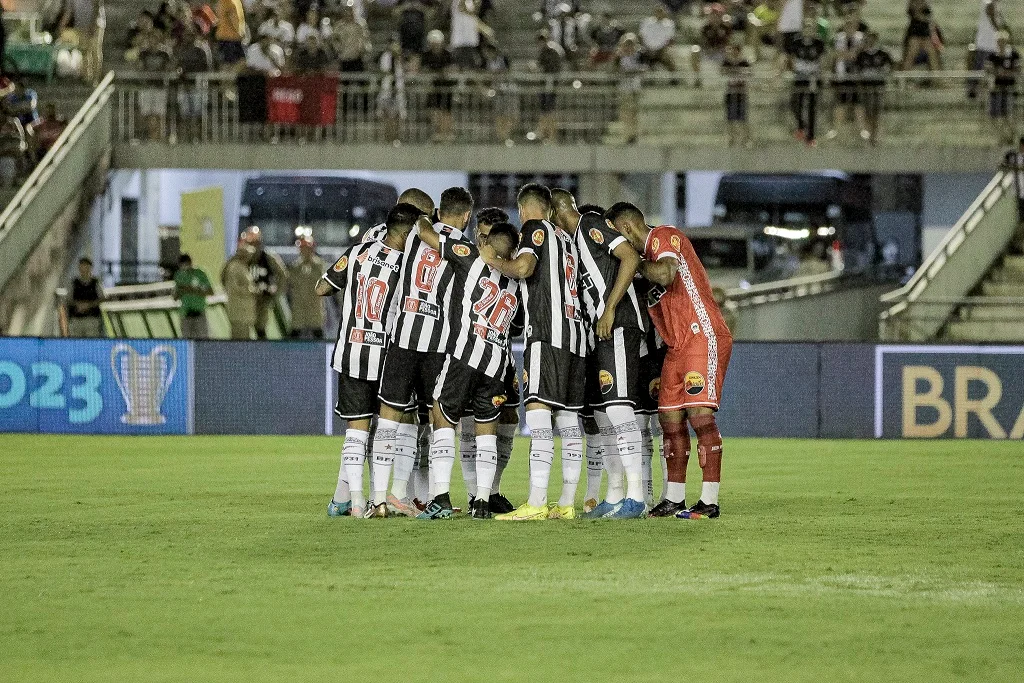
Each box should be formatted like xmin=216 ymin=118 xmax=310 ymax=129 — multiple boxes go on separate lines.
xmin=517 ymin=183 xmax=552 ymax=222
xmin=398 ymin=188 xmax=435 ymax=216
xmin=550 ymin=188 xmax=579 ymax=230
xmin=78 ymin=257 xmax=93 ymax=279
xmin=486 ymin=222 xmax=519 ymax=260
xmin=386 ymin=202 xmax=425 ymax=240
xmin=578 ymin=204 xmax=606 ymax=215
xmin=605 ymin=202 xmax=649 ymax=251
xmin=476 ymin=207 xmax=511 ymax=246
xmin=178 ymin=253 xmax=193 ymax=268
xmin=439 ymin=186 xmax=475 ymax=229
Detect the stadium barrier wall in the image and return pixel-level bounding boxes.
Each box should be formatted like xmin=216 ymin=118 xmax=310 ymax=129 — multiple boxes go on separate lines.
xmin=2 ymin=339 xmax=1022 ymax=440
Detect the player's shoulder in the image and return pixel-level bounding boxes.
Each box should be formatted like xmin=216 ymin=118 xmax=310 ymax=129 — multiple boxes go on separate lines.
xmin=521 ymin=220 xmax=550 ymax=250
xmin=648 ymin=225 xmax=689 ymax=256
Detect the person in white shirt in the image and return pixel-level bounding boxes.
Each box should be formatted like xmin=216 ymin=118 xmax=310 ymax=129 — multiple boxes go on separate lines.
xmin=970 ymin=0 xmax=1004 ymax=98
xmin=639 ymin=5 xmax=676 ymax=71
xmin=450 ymin=0 xmax=481 ymax=69
xmin=827 ymin=14 xmax=864 ymax=142
xmin=296 ymin=6 xmax=332 ymax=45
xmin=258 ymin=10 xmax=295 ymax=46
xmin=246 ymin=34 xmax=285 ymax=75
xmin=777 ymin=0 xmax=802 ymax=53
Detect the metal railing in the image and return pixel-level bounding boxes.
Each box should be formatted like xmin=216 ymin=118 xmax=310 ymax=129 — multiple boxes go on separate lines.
xmin=109 ymin=70 xmax=1020 ymax=146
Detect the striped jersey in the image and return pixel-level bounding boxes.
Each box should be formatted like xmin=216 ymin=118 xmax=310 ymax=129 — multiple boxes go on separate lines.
xmin=439 ymin=234 xmax=520 ymax=379
xmin=360 ymin=223 xmax=387 ymax=243
xmin=393 ymin=223 xmax=464 ymax=352
xmin=322 ymin=239 xmax=405 ymax=381
xmin=575 ymin=212 xmax=647 ymax=348
xmin=516 ymin=219 xmax=586 ymax=357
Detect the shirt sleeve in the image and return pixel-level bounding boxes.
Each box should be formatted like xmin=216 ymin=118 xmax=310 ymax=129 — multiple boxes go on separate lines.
xmin=322 ymin=253 xmax=349 ymax=291
xmin=648 ymin=228 xmax=681 ymax=262
xmin=515 ymin=220 xmax=545 ymax=259
xmin=441 ymin=235 xmax=479 ymax=276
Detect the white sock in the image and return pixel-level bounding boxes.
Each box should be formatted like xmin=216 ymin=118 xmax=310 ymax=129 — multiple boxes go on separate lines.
xmin=555 ymin=411 xmax=582 ymax=507
xmin=410 ymin=423 xmax=430 ymax=500
xmin=494 ymin=422 xmax=517 ymax=492
xmin=526 ymin=409 xmax=554 ymax=508
xmin=370 ymin=418 xmax=399 ymax=504
xmin=475 ymin=433 xmax=498 ymax=500
xmin=584 ymin=428 xmax=605 ymax=502
xmin=390 ymin=421 xmax=418 ymax=500
xmin=595 ymin=411 xmax=624 ymax=504
xmin=460 ymin=417 xmax=478 ymax=498
xmin=665 ymin=481 xmax=686 ymax=504
xmin=332 ymin=444 xmax=351 ymax=503
xmin=342 ymin=428 xmax=369 ymax=508
xmin=701 ymin=481 xmax=720 ymax=505
xmin=606 ymin=404 xmax=643 ymax=502
xmin=639 ymin=415 xmax=655 ymax=505
xmin=430 ymin=427 xmax=456 ymax=497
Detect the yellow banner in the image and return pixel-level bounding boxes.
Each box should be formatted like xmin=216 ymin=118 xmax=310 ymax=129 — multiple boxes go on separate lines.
xmin=179 ymin=187 xmax=226 ymax=292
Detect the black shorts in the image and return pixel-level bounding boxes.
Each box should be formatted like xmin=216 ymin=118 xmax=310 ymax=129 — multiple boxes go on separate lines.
xmin=522 ymin=340 xmax=586 ymax=411
xmin=335 ymin=374 xmax=380 ymax=421
xmin=504 ymin=360 xmax=521 ymax=408
xmin=639 ymin=343 xmax=668 ymax=415
xmin=990 ymin=90 xmax=1014 ymax=119
xmin=860 ymin=86 xmax=884 ymax=117
xmin=582 ymin=328 xmax=646 ymax=415
xmin=834 ymin=80 xmax=860 ymax=105
xmin=378 ymin=346 xmax=446 ymax=412
xmin=434 ymin=356 xmax=509 ymax=425
xmin=725 ymin=92 xmax=747 ymax=122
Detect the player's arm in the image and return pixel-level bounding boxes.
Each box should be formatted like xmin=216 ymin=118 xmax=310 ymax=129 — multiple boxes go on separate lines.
xmin=596 ymin=241 xmax=641 ymax=340
xmin=317 ymin=254 xmax=349 ymax=296
xmin=483 ymin=249 xmax=536 ymax=280
xmin=416 ymin=215 xmax=441 ymax=251
xmin=640 ymin=256 xmax=677 ymax=287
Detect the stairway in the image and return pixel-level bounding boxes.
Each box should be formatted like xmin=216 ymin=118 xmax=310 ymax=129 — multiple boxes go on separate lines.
xmin=943 ymin=227 xmax=1024 ymax=342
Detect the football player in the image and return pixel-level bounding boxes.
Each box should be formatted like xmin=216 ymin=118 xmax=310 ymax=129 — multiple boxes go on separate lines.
xmin=606 ymin=202 xmax=733 ymax=520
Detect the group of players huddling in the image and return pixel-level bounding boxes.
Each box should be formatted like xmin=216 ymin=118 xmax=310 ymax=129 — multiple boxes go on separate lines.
xmin=315 ymin=182 xmax=732 ymax=521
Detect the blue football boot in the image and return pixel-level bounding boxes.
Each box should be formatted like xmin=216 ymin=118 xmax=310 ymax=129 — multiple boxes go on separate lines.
xmin=583 ymin=499 xmax=622 ymax=519
xmin=607 ymin=498 xmax=647 ymax=519
xmin=327 ymin=499 xmax=352 ymax=517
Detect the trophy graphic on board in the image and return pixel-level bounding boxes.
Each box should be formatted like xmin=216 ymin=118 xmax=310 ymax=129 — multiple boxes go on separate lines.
xmin=111 ymin=344 xmax=177 ymax=425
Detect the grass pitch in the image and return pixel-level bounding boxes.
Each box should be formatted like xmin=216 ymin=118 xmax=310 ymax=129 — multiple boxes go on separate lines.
xmin=1 ymin=435 xmax=1023 ymax=682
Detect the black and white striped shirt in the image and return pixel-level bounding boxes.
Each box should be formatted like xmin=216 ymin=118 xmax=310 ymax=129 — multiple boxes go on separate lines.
xmin=576 ymin=212 xmax=647 ymax=348
xmin=516 ymin=219 xmax=587 ymax=357
xmin=322 ymin=240 xmax=405 ymax=381
xmin=360 ymin=223 xmax=387 ymax=243
xmin=393 ymin=223 xmax=464 ymax=352
xmin=440 ymin=235 xmax=520 ymax=379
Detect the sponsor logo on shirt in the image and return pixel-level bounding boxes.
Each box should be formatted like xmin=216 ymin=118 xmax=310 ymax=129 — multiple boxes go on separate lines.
xmin=403 ymin=297 xmax=441 ymax=318
xmin=522 ymin=369 xmax=529 ymax=387
xmin=651 ymin=237 xmax=660 ymax=253
xmin=349 ymin=328 xmax=387 ymax=347
xmin=685 ymin=371 xmax=706 ymax=396
xmin=564 ymin=304 xmax=582 ymax=320
xmin=473 ymin=323 xmax=505 ymax=345
xmin=691 ymin=322 xmax=700 ymax=335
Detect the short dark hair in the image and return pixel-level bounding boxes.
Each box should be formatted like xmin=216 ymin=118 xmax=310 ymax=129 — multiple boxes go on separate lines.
xmin=440 ymin=186 xmax=474 ymax=218
xmin=178 ymin=253 xmax=192 ymax=265
xmin=477 ymin=207 xmax=510 ymax=227
xmin=605 ymin=202 xmax=645 ymax=226
xmin=386 ymin=202 xmax=426 ymax=233
xmin=398 ymin=188 xmax=435 ymax=215
xmin=78 ymin=257 xmax=92 ymax=266
xmin=487 ymin=222 xmax=519 ymax=256
xmin=578 ymin=204 xmax=606 ymax=215
xmin=517 ymin=183 xmax=552 ymax=209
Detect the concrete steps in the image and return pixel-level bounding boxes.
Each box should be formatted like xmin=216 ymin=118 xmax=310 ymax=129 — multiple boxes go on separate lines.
xmin=944 ymin=320 xmax=1024 ymax=342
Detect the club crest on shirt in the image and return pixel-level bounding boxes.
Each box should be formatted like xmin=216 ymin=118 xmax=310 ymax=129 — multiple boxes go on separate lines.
xmin=492 ymin=394 xmax=508 ymax=408
xmin=670 ymin=235 xmax=681 ymax=251
xmin=648 ymin=377 xmax=661 ymax=400
xmin=453 ymin=244 xmax=472 ymax=257
xmin=685 ymin=372 xmax=706 ymax=396
xmin=589 ymin=228 xmax=605 ymax=245
xmin=599 ymin=370 xmax=614 ymax=394
xmin=532 ymin=229 xmax=545 ymax=247
xmin=651 ymin=237 xmax=660 ymax=253
xmin=332 ymin=255 xmax=348 ymax=272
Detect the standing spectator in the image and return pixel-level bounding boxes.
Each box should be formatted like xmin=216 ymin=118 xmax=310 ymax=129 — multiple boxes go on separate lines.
xmin=988 ymin=32 xmax=1020 ymax=145
xmin=333 ymin=6 xmax=369 ymax=72
xmin=722 ymin=42 xmax=751 ymax=147
xmin=287 ymin=238 xmax=326 ymax=339
xmin=691 ymin=4 xmax=732 ymax=83
xmin=395 ymin=0 xmax=431 ymax=68
xmin=786 ymin=18 xmax=825 ymax=146
xmin=68 ymin=258 xmax=104 ymax=338
xmin=294 ymin=32 xmax=329 ymax=74
xmin=482 ymin=40 xmax=517 ymax=142
xmin=130 ymin=22 xmax=174 ymax=141
xmin=615 ymin=33 xmax=644 ymax=144
xmin=246 ymin=33 xmax=285 ymax=75
xmin=0 ymin=106 xmax=27 ymax=186
xmin=176 ymin=22 xmax=214 ymax=143
xmin=221 ymin=243 xmax=257 ymax=340
xmin=378 ymin=39 xmax=408 ymax=142
xmin=173 ymin=253 xmax=214 ymax=339
xmin=902 ymin=0 xmax=940 ymax=72
xmin=971 ymin=0 xmax=1007 ymax=98
xmin=242 ymin=227 xmax=287 ymax=340
xmin=776 ymin=0 xmax=802 ymax=54
xmin=855 ymin=31 xmax=892 ymax=146
xmin=639 ymin=5 xmax=677 ymax=72
xmin=749 ymin=0 xmax=783 ymax=60
xmin=297 ymin=6 xmax=329 ymax=44
xmin=422 ymin=29 xmax=455 ymax=143
xmin=827 ymin=13 xmax=865 ymax=141
xmin=258 ymin=8 xmax=296 ymax=46
xmin=450 ymin=0 xmax=481 ymax=70
xmin=589 ymin=10 xmax=625 ymax=69
xmin=1004 ymin=136 xmax=1024 ymax=215
xmin=75 ymin=0 xmax=106 ymax=85
xmin=215 ymin=0 xmax=247 ymax=68
xmin=535 ymin=31 xmax=565 ymax=143
xmin=548 ymin=3 xmax=581 ymax=67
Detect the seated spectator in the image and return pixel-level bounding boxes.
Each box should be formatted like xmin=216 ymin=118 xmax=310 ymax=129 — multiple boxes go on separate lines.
xmin=691 ymin=4 xmax=732 ymax=82
xmin=258 ymin=8 xmax=296 ymax=47
xmin=395 ymin=0 xmax=431 ymax=66
xmin=422 ymin=29 xmax=455 ymax=143
xmin=615 ymin=33 xmax=645 ymax=144
xmin=639 ymin=5 xmax=677 ymax=72
xmin=589 ymin=10 xmax=625 ymax=69
xmin=333 ymin=6 xmax=369 ymax=72
xmin=854 ymin=31 xmax=893 ymax=146
xmin=450 ymin=0 xmax=482 ymax=70
xmin=901 ymin=0 xmax=941 ymax=71
xmin=215 ymin=0 xmax=247 ymax=68
xmin=246 ymin=33 xmax=286 ymax=75
xmin=0 ymin=113 xmax=27 ymax=187
xmin=30 ymin=103 xmax=67 ymax=160
xmin=176 ymin=22 xmax=214 ymax=142
xmin=722 ymin=42 xmax=751 ymax=147
xmin=987 ymin=32 xmax=1020 ymax=145
xmin=3 ymin=80 xmax=40 ymax=131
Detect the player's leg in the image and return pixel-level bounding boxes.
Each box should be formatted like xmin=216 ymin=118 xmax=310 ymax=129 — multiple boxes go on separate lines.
xmin=648 ymin=346 xmax=692 ymax=517
xmin=460 ymin=416 xmax=478 ymax=508
xmin=466 ymin=371 xmax=509 ymax=519
xmin=601 ymin=329 xmax=646 ymax=517
xmin=588 ymin=409 xmax=624 ymax=518
xmin=552 ymin=410 xmax=583 ymax=518
xmin=582 ymin=415 xmax=604 ymax=513
xmin=371 ymin=348 xmax=419 ymax=515
xmin=637 ymin=413 xmax=655 ymax=505
xmin=417 ymin=357 xmax=464 ymax=519
xmin=387 ymin=412 xmax=420 ymax=516
xmin=330 ymin=375 xmax=377 ymax=518
xmin=491 ymin=405 xmax=519 ymax=513
xmin=411 ymin=416 xmax=431 ymax=506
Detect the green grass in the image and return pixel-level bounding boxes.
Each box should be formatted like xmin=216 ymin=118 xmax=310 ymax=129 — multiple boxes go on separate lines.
xmin=1 ymin=435 xmax=1023 ymax=682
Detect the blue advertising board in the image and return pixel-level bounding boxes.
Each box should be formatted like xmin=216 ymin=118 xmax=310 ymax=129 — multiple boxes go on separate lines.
xmin=0 ymin=339 xmax=192 ymax=434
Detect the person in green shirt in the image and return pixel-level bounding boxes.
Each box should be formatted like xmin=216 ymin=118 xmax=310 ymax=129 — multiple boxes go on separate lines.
xmin=173 ymin=253 xmax=214 ymax=339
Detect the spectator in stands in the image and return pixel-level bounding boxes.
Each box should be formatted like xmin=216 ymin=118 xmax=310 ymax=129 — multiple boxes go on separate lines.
xmin=901 ymin=0 xmax=941 ymax=72
xmin=855 ymin=31 xmax=893 ymax=146
xmin=1004 ymin=136 xmax=1024 ymax=215
xmin=215 ymin=0 xmax=247 ymax=68
xmin=191 ymin=1 xmax=217 ymax=37
xmin=722 ymin=42 xmax=750 ymax=147
xmin=615 ymin=33 xmax=644 ymax=144
xmin=294 ymin=32 xmax=330 ymax=74
xmin=222 ymin=243 xmax=257 ymax=340
xmin=786 ymin=17 xmax=825 ymax=147
xmin=173 ymin=253 xmax=214 ymax=339
xmin=287 ymin=238 xmax=326 ymax=339
xmin=75 ymin=0 xmax=106 ymax=86
xmin=987 ymin=32 xmax=1020 ymax=145
xmin=31 ymin=104 xmax=67 ymax=160
xmin=970 ymin=1 xmax=1008 ymax=99
xmin=176 ymin=22 xmax=214 ymax=143
xmin=482 ymin=41 xmax=518 ymax=143
xmin=258 ymin=7 xmax=296 ymax=46
xmin=691 ymin=4 xmax=732 ymax=85
xmin=297 ymin=6 xmax=330 ymax=45
xmin=4 ymin=81 xmax=41 ymax=137
xmin=395 ymin=0 xmax=432 ymax=68
xmin=450 ymin=0 xmax=482 ymax=70
xmin=246 ymin=32 xmax=286 ymax=75
xmin=776 ymin=0 xmax=802 ymax=54
xmin=378 ymin=38 xmax=408 ymax=142
xmin=129 ymin=20 xmax=175 ymax=141
xmin=68 ymin=257 xmax=104 ymax=338
xmin=423 ymin=29 xmax=455 ymax=143
xmin=749 ymin=0 xmax=783 ymax=59
xmin=535 ymin=30 xmax=565 ymax=143
xmin=639 ymin=5 xmax=677 ymax=72
xmin=242 ymin=227 xmax=287 ymax=340
xmin=589 ymin=10 xmax=625 ymax=69
xmin=827 ymin=12 xmax=865 ymax=142
xmin=0 ymin=111 xmax=28 ymax=187
xmin=333 ymin=5 xmax=370 ymax=72
xmin=547 ymin=3 xmax=582 ymax=68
